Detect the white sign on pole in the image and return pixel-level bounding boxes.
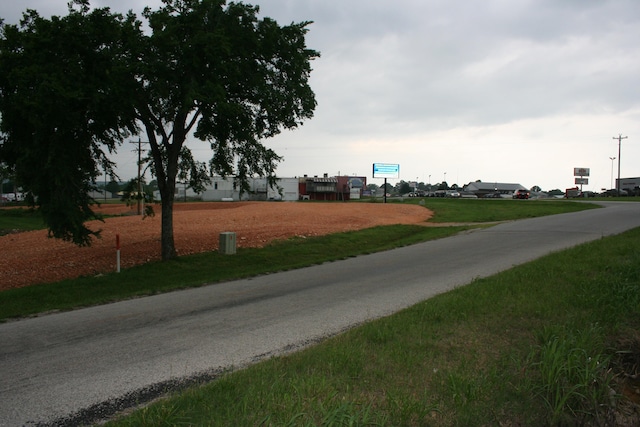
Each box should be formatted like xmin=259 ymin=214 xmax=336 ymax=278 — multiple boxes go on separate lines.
xmin=573 ymin=167 xmax=590 ymax=177
xmin=372 ymin=163 xmax=400 ymax=179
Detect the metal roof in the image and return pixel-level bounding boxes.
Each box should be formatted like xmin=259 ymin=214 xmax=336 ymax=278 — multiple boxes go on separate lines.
xmin=464 ymin=182 xmax=527 ymax=192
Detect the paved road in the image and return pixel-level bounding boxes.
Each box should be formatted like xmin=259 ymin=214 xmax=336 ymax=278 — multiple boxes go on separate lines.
xmin=1 ymin=202 xmax=639 ymax=426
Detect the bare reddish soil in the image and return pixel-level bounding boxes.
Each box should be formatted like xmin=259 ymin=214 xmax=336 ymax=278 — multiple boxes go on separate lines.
xmin=0 ymin=202 xmax=432 ymax=290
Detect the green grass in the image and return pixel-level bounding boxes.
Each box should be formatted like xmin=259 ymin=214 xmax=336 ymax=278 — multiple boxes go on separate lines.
xmin=106 ymin=227 xmax=640 ymax=426
xmin=0 ymin=207 xmax=45 ymax=235
xmin=418 ymin=197 xmax=600 ymax=223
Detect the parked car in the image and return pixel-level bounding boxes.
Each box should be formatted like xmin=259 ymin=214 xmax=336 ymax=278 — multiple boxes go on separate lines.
xmin=601 ymin=189 xmax=628 ymax=197
xmin=512 ymin=189 xmax=530 ymax=199
xmin=484 ymin=192 xmax=503 ymax=199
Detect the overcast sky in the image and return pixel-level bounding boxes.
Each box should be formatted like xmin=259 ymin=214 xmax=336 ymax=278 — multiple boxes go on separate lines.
xmin=2 ymin=0 xmax=639 ymax=191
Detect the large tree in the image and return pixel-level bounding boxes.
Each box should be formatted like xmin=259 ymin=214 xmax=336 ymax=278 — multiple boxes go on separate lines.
xmin=0 ymin=0 xmax=318 ymax=259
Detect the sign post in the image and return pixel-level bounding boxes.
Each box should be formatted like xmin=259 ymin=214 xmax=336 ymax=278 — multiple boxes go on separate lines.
xmin=573 ymin=167 xmax=590 ymax=192
xmin=116 ymin=234 xmax=121 ymax=273
xmin=372 ymin=163 xmax=400 ymax=203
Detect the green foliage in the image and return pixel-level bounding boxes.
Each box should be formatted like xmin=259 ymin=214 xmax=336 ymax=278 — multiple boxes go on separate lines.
xmin=105 ymin=180 xmax=122 ymax=196
xmin=0 ymin=0 xmax=319 ymax=259
xmin=120 ymin=177 xmax=155 ymax=217
xmin=138 ymin=0 xmax=319 ymax=259
xmin=0 ymin=5 xmax=139 ymax=244
xmin=398 ymin=181 xmax=411 ymax=194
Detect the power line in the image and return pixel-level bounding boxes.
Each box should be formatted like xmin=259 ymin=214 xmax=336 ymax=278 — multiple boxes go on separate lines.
xmin=130 ymin=138 xmax=149 ymax=215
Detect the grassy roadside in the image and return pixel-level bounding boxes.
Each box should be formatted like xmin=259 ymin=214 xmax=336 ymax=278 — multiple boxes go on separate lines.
xmin=420 ymin=197 xmax=601 ymax=222
xmin=106 ymin=221 xmax=640 ymax=426
xmin=3 ymin=199 xmax=638 ymax=425
xmin=0 ymin=199 xmax=596 ymax=321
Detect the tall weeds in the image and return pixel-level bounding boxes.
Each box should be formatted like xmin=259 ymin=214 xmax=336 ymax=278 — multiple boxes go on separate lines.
xmin=528 ymin=324 xmax=615 ymax=425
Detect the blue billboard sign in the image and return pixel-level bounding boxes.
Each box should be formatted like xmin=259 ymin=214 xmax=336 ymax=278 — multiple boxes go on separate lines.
xmin=372 ymin=163 xmax=400 ymax=179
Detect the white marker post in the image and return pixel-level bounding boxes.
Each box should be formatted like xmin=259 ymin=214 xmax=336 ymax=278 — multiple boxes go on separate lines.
xmin=116 ymin=234 xmax=121 ymax=273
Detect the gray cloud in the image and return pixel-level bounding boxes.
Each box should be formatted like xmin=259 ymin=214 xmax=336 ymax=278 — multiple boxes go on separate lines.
xmin=2 ymin=0 xmax=639 ymax=189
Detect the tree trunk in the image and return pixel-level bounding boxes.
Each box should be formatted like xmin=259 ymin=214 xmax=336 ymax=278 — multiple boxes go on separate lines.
xmin=146 ymin=128 xmax=180 ymax=261
xmin=144 ymin=110 xmax=188 ymax=261
xmin=160 ymin=188 xmax=177 ymax=260
xmin=159 ymin=154 xmax=179 ymax=260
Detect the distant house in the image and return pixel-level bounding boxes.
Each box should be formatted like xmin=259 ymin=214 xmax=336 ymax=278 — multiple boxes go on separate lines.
xmin=463 ymin=181 xmax=528 ymax=198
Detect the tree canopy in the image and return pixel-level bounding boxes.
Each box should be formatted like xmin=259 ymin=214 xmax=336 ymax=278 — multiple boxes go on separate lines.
xmin=0 ymin=0 xmax=319 ymax=259
xmin=0 ymin=3 xmax=139 ymax=244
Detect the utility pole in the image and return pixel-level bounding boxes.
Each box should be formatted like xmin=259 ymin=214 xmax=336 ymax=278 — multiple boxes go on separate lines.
xmin=130 ymin=138 xmax=149 ymax=215
xmin=613 ymin=134 xmax=627 ymax=195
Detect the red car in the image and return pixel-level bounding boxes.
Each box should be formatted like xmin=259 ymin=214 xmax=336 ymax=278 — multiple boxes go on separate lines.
xmin=512 ymin=189 xmax=530 ymax=199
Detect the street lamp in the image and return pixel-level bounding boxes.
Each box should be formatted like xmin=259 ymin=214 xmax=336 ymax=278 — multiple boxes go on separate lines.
xmin=609 ymin=156 xmax=616 ymax=190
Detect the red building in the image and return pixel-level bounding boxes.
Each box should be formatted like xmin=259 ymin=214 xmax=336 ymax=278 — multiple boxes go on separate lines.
xmin=298 ymin=174 xmax=367 ymax=201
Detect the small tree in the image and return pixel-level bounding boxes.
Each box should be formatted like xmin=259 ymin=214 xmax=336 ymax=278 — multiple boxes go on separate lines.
xmin=398 ymin=181 xmax=411 ymax=195
xmin=0 ymin=0 xmax=319 ymax=259
xmin=105 ymin=180 xmax=121 ymax=198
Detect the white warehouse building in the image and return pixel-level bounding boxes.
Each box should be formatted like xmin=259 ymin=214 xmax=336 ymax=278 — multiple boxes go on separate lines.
xmin=200 ymin=176 xmax=299 ymax=202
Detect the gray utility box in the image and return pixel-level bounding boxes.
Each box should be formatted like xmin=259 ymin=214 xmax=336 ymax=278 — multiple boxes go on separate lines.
xmin=219 ymin=232 xmax=237 ymax=255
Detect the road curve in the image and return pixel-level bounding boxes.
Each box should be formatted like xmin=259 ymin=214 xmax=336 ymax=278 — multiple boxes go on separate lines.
xmin=1 ymin=201 xmax=639 ymax=426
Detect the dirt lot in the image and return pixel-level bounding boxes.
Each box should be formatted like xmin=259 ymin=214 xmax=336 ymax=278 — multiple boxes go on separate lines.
xmin=0 ymin=202 xmax=432 ymax=290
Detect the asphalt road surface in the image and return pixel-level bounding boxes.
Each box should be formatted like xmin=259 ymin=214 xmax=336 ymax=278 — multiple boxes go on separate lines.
xmin=1 ymin=201 xmax=639 ymax=426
